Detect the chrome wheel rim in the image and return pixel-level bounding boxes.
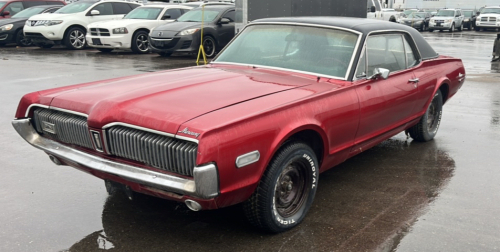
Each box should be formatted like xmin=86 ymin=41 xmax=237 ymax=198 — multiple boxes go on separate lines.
xmin=136 ymin=34 xmax=149 ymax=52
xmin=70 ymin=30 xmax=85 ymax=49
xmin=274 ymin=161 xmax=309 ymax=218
xmin=427 ymin=98 xmax=439 ymax=132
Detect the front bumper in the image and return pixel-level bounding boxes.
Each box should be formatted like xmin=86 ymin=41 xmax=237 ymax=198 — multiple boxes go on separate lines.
xmin=12 ymin=118 xmax=219 ymax=200
xmin=0 ymin=30 xmax=16 ymax=44
xmin=429 ymin=22 xmax=453 ymax=30
xmin=86 ymin=34 xmax=132 ymax=49
xmin=148 ymin=33 xmax=198 ymax=54
xmin=23 ymin=24 xmax=64 ymax=43
xmin=475 ymin=22 xmax=500 ymax=29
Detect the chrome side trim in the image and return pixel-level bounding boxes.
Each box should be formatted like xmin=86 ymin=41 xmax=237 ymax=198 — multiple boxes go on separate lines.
xmin=175 ymin=134 xmax=200 ymax=144
xmin=12 ymin=119 xmax=218 ymax=199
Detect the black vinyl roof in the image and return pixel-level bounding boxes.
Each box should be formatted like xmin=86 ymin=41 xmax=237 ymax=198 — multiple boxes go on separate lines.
xmin=252 ymin=17 xmax=438 ymax=60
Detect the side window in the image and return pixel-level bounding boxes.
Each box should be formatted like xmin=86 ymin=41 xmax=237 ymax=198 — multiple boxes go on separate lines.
xmin=366 ymin=34 xmax=406 ymax=75
xmin=24 ymin=1 xmax=44 ymax=7
xmin=222 ymin=10 xmax=235 ymax=22
xmin=44 ymin=7 xmax=60 ymax=13
xmin=127 ymin=3 xmax=140 ymax=10
xmin=92 ymin=3 xmax=113 ymax=15
xmin=112 ymin=3 xmax=131 ymax=15
xmin=164 ymin=8 xmax=182 ymax=19
xmin=355 ymin=47 xmax=367 ymax=78
xmin=4 ymin=2 xmax=24 ymax=15
xmin=403 ymin=36 xmax=418 ymax=68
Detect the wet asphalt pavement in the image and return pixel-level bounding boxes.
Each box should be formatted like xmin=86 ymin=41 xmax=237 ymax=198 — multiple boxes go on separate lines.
xmin=0 ymin=30 xmax=499 ymax=252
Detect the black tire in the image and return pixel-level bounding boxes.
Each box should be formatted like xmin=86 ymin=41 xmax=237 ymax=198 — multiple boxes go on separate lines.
xmin=202 ymin=35 xmax=216 ymax=58
xmin=428 ymin=29 xmax=434 ymax=32
xmin=131 ymin=30 xmax=150 ymax=54
xmin=468 ymin=23 xmax=472 ymax=31
xmin=243 ymin=141 xmax=319 ymax=233
xmin=449 ymin=23 xmax=455 ymax=32
xmin=158 ymin=52 xmax=172 ymax=57
xmin=457 ymin=22 xmax=463 ymax=31
xmin=38 ymin=44 xmax=53 ymax=49
xmin=420 ymin=24 xmax=424 ymax=32
xmin=475 ymin=26 xmax=480 ymax=31
xmin=64 ymin=27 xmax=86 ymax=50
xmin=15 ymin=29 xmax=32 ymax=47
xmin=408 ymin=90 xmax=443 ymax=142
xmin=97 ymin=48 xmax=113 ymax=53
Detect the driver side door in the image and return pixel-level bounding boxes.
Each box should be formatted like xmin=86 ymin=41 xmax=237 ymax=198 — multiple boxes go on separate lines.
xmin=352 ymin=33 xmax=420 ymax=153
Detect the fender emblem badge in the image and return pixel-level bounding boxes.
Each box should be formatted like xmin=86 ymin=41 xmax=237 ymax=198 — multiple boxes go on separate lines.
xmin=178 ymin=127 xmax=200 ymax=138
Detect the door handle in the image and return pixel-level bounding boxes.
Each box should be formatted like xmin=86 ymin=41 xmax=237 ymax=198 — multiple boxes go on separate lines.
xmin=408 ymin=78 xmax=420 ymax=83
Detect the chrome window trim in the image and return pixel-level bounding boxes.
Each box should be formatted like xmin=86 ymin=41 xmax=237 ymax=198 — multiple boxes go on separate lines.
xmin=102 ymin=122 xmax=199 ymax=144
xmin=212 ymin=21 xmax=363 ymax=81
xmin=25 ymin=104 xmax=89 ymax=118
xmin=24 ymin=104 xmax=49 ymax=118
xmin=353 ymin=29 xmax=424 ymax=81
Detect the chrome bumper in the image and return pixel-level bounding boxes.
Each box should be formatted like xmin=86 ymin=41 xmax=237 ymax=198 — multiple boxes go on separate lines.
xmin=12 ymin=119 xmax=219 ymax=199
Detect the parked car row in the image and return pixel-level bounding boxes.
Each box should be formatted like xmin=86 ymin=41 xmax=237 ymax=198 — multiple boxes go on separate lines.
xmin=1 ymin=0 xmax=236 ymax=57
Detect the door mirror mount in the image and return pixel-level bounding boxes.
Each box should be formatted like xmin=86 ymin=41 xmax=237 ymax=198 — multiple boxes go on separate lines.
xmin=161 ymin=14 xmax=171 ymax=20
xmin=1 ymin=11 xmax=10 ymax=16
xmin=369 ymin=68 xmax=390 ymax=80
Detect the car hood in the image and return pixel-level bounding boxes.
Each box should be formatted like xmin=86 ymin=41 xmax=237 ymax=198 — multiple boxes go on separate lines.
xmin=153 ymin=21 xmax=201 ymax=32
xmin=479 ymin=13 xmax=500 ymax=17
xmin=46 ymin=65 xmax=315 ymax=135
xmin=88 ymin=19 xmax=153 ymax=28
xmin=0 ymin=18 xmax=26 ymax=26
xmin=28 ymin=13 xmax=72 ymax=21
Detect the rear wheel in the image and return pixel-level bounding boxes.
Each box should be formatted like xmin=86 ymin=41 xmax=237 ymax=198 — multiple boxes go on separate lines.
xmin=64 ymin=27 xmax=86 ymax=50
xmin=243 ymin=142 xmax=318 ymax=233
xmin=131 ymin=30 xmax=149 ymax=54
xmin=15 ymin=29 xmax=32 ymax=47
xmin=408 ymin=90 xmax=443 ymax=142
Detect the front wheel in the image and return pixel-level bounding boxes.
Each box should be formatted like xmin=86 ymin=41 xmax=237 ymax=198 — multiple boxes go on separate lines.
xmin=202 ymin=36 xmax=216 ymax=58
xmin=64 ymin=27 xmax=86 ymax=50
xmin=15 ymin=29 xmax=32 ymax=47
xmin=131 ymin=30 xmax=149 ymax=54
xmin=449 ymin=23 xmax=455 ymax=32
xmin=408 ymin=90 xmax=443 ymax=142
xmin=243 ymin=142 xmax=318 ymax=233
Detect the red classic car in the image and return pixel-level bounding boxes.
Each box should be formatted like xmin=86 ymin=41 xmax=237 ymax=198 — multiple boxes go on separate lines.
xmin=12 ymin=17 xmax=465 ymax=233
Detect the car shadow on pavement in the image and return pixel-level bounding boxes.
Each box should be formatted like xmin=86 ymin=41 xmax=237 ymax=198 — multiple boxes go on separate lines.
xmin=66 ymin=138 xmax=455 ymax=252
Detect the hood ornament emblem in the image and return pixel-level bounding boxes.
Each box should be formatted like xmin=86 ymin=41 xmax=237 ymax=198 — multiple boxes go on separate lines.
xmin=178 ymin=127 xmax=200 ymax=138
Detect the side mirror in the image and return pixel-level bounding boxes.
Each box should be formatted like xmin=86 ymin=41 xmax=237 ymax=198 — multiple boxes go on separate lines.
xmin=476 ymin=12 xmax=480 ymax=16
xmin=455 ymin=14 xmax=460 ymax=17
xmin=369 ymin=68 xmax=390 ymax=80
xmin=370 ymin=6 xmax=376 ymax=13
xmin=219 ymin=17 xmax=230 ymax=24
xmin=161 ymin=14 xmax=171 ymax=20
xmin=1 ymin=10 xmax=10 ymax=16
xmin=90 ymin=10 xmax=100 ymax=16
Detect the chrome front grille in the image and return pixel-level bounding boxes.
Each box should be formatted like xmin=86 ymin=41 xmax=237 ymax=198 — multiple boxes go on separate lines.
xmin=33 ymin=108 xmax=93 ymax=149
xmin=481 ymin=17 xmax=488 ymax=21
xmin=490 ymin=17 xmax=497 ymax=22
xmin=106 ymin=126 xmax=198 ymax=177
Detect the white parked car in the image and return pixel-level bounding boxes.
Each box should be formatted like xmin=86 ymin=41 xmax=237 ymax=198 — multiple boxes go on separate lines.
xmin=475 ymin=6 xmax=500 ymax=31
xmin=24 ymin=0 xmax=141 ymax=49
xmin=428 ymin=8 xmax=464 ymax=32
xmin=86 ymin=4 xmax=192 ymax=53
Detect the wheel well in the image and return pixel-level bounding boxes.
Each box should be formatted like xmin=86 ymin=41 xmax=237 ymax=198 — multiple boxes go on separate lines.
xmin=439 ymin=83 xmax=450 ymax=103
xmin=390 ymin=16 xmax=396 ymax=22
xmin=64 ymin=25 xmax=87 ymax=39
xmin=14 ymin=28 xmax=23 ymax=39
xmin=134 ymin=28 xmax=150 ymax=36
xmin=286 ymin=130 xmax=324 ymax=166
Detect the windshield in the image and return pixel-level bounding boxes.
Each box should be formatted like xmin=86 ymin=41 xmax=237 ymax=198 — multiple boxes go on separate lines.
xmin=177 ymin=9 xmax=219 ymax=22
xmin=11 ymin=7 xmax=46 ymax=18
xmin=403 ymin=10 xmax=416 ymax=15
xmin=0 ymin=3 xmax=5 ymax=9
xmin=481 ymin=8 xmax=500 ymax=15
xmin=55 ymin=2 xmax=94 ymax=14
xmin=215 ymin=25 xmax=358 ymax=79
xmin=435 ymin=10 xmax=455 ymax=17
xmin=124 ymin=7 xmax=162 ymax=20
xmin=463 ymin=11 xmax=473 ymax=17
xmin=408 ymin=13 xmax=425 ymax=18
